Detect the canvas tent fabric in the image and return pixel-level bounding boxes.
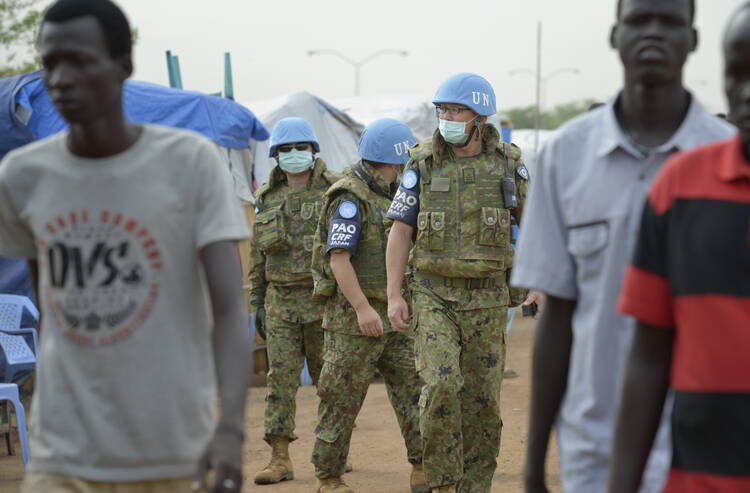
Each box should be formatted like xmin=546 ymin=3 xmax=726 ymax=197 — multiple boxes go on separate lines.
xmin=250 ymin=92 xmax=364 ymax=189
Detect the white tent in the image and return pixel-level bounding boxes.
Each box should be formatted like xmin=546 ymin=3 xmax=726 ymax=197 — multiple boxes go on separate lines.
xmin=249 ymin=92 xmax=364 ymax=190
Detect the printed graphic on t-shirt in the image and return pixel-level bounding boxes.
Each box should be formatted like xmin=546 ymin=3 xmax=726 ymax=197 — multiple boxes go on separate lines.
xmin=39 ymin=210 xmax=161 ymax=345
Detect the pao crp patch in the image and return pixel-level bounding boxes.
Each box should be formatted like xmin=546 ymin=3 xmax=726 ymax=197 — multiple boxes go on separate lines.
xmin=387 ymin=168 xmax=420 ymax=227
xmin=516 ymin=164 xmax=530 ymax=181
xmin=326 ymin=200 xmax=361 ymax=255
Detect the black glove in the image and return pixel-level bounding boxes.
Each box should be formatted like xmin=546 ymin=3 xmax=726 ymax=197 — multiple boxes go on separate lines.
xmin=253 ymin=305 xmax=266 ymax=340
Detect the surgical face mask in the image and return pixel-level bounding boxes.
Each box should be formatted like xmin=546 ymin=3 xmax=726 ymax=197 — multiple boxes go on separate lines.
xmin=278 ymin=150 xmax=313 ymax=173
xmin=438 ymin=119 xmax=469 ymax=144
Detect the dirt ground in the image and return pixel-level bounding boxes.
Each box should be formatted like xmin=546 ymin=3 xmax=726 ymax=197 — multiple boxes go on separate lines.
xmin=0 ymin=316 xmax=559 ymax=493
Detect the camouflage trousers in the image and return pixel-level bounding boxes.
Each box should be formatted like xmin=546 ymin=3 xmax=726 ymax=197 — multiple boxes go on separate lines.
xmin=412 ymin=288 xmax=507 ymax=492
xmin=263 ymin=314 xmax=324 ymax=443
xmin=312 ymin=330 xmax=423 ymax=478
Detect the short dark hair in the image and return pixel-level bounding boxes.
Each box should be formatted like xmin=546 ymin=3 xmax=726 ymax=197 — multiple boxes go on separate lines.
xmin=616 ymin=0 xmax=695 ymax=23
xmin=42 ymin=0 xmax=132 ymax=58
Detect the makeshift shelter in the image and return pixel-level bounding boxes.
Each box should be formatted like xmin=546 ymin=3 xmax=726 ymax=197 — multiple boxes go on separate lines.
xmin=0 ymin=71 xmax=269 ymax=303
xmin=249 ymin=92 xmax=364 ymax=189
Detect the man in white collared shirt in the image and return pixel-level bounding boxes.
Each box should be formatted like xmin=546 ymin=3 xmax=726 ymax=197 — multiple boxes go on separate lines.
xmin=512 ymin=0 xmax=736 ymax=492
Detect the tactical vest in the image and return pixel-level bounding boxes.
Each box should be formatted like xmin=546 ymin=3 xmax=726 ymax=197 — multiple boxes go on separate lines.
xmin=253 ymin=159 xmax=339 ymax=284
xmin=411 ymin=132 xmax=518 ymax=278
xmin=312 ymin=163 xmax=392 ymax=303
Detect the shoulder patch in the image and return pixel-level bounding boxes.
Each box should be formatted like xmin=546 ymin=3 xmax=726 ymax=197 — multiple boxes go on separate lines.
xmin=516 ymin=164 xmax=529 ymax=181
xmin=338 ymin=200 xmax=358 ymax=219
xmin=402 ymin=169 xmax=418 ymax=189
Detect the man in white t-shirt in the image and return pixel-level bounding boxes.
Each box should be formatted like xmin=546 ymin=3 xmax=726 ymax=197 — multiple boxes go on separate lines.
xmin=0 ymin=1 xmax=252 ymax=492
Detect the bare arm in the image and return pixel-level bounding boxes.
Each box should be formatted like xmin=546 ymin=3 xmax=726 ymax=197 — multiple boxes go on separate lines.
xmin=194 ymin=240 xmax=250 ymax=491
xmin=330 ymin=250 xmax=382 ymax=337
xmin=608 ymin=322 xmax=673 ymax=493
xmin=386 ymin=220 xmax=413 ymax=331
xmin=524 ymin=295 xmax=575 ymax=493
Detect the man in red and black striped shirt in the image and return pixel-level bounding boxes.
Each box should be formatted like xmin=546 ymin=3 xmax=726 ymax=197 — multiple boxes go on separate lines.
xmin=609 ymin=4 xmax=750 ymax=492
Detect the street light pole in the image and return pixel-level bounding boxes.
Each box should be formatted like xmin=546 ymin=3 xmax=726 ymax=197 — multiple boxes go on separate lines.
xmin=509 ymin=23 xmax=579 ymax=155
xmin=307 ymin=49 xmax=408 ymax=96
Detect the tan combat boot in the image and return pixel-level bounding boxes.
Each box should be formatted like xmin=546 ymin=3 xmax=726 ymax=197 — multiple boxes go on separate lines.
xmin=253 ymin=436 xmax=294 ymax=484
xmin=345 ymin=458 xmax=353 ymax=473
xmin=430 ymin=485 xmax=457 ymax=493
xmin=316 ymin=476 xmax=355 ymax=493
xmin=410 ymin=463 xmax=430 ymax=493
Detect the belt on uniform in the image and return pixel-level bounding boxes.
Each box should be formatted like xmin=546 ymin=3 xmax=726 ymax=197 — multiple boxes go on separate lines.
xmin=415 ymin=272 xmax=501 ymax=290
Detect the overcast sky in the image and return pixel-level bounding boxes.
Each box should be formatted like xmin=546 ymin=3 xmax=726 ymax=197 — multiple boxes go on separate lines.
xmin=119 ymin=0 xmax=743 ymax=115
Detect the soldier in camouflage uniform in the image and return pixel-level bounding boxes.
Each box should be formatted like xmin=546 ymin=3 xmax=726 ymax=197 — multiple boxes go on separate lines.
xmin=250 ymin=117 xmax=341 ymax=485
xmin=385 ymin=73 xmax=531 ymax=493
xmin=310 ymin=119 xmax=427 ymax=493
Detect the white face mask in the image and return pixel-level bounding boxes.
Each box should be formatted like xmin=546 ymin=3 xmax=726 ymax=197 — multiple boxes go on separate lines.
xmin=278 ymin=150 xmax=314 ymax=173
xmin=438 ymin=119 xmax=469 ymax=144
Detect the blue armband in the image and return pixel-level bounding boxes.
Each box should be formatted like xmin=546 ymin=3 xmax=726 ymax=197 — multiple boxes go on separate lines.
xmin=386 ymin=168 xmax=420 ymax=227
xmin=326 ymin=200 xmax=361 ymax=255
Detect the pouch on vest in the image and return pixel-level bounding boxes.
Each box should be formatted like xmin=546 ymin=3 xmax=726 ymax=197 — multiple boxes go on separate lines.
xmin=429 ymin=211 xmax=445 ymax=251
xmin=478 ymin=207 xmax=509 ymax=247
xmin=416 ymin=212 xmax=430 ymax=251
xmin=254 ymin=207 xmax=289 ymax=253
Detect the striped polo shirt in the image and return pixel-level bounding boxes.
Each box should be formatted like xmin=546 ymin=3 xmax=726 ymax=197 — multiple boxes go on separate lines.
xmin=619 ymin=134 xmax=750 ymax=492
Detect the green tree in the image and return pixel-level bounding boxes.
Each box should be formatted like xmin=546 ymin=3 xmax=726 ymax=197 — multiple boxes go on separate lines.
xmin=502 ymin=99 xmax=599 ymax=130
xmin=0 ymin=0 xmax=48 ymax=78
xmin=0 ymin=1 xmax=138 ymax=78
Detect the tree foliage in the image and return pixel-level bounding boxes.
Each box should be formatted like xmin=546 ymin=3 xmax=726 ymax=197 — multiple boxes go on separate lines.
xmin=503 ymin=99 xmax=600 ymax=130
xmin=0 ymin=0 xmax=138 ymax=78
xmin=0 ymin=0 xmax=48 ymax=78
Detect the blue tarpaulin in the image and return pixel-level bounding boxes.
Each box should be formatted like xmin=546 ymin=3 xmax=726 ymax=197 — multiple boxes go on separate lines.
xmin=0 ymin=71 xmax=269 ymax=160
xmin=0 ymin=258 xmax=35 ymax=302
xmin=0 ymin=71 xmax=269 ymax=294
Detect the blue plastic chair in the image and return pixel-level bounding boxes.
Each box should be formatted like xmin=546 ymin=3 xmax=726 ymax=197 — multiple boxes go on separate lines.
xmin=0 ymin=383 xmax=29 ymax=466
xmin=0 ymin=294 xmax=39 ymax=329
xmin=0 ymin=294 xmax=39 ymax=356
xmin=0 ymin=332 xmax=36 ymax=384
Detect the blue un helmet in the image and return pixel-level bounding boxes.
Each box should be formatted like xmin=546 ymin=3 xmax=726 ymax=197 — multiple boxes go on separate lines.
xmin=268 ymin=117 xmax=321 ymax=157
xmin=358 ymin=118 xmax=416 ymax=165
xmin=432 ymin=72 xmax=497 ymax=116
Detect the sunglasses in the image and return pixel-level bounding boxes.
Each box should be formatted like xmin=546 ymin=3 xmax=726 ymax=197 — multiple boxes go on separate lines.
xmin=278 ymin=143 xmax=311 ymax=153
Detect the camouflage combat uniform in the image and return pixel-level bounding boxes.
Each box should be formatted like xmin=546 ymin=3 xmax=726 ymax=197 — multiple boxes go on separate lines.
xmin=310 ymin=161 xmax=423 ymax=478
xmin=386 ymin=125 xmax=529 ymax=492
xmin=249 ymin=158 xmax=340 ymax=443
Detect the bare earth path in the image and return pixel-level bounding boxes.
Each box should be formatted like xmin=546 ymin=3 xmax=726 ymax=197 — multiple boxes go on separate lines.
xmin=0 ymin=317 xmax=559 ymax=493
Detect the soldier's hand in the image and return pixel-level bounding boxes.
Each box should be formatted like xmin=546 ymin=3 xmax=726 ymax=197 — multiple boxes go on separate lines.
xmin=356 ymin=304 xmax=383 ymax=337
xmin=253 ymin=306 xmax=266 ymax=340
xmin=388 ymin=295 xmax=410 ymax=332
xmin=522 ymin=291 xmax=546 ymax=319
